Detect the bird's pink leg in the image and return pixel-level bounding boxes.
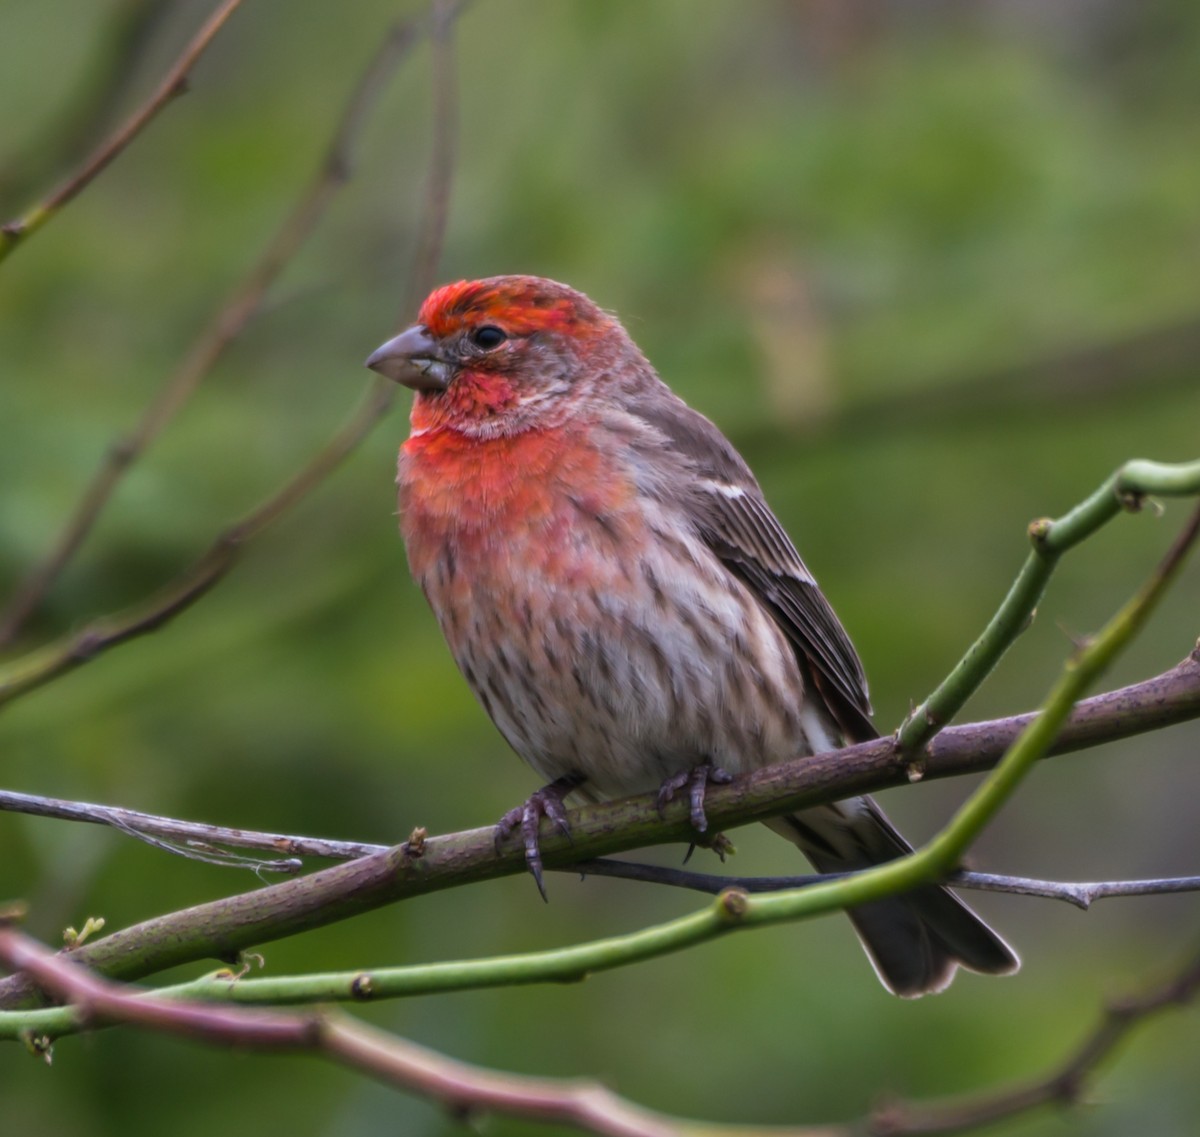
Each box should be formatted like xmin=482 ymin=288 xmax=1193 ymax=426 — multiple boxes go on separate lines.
xmin=655 ymin=762 xmax=734 ymax=833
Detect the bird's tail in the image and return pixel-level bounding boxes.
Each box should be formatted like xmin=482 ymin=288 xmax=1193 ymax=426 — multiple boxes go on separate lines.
xmin=767 ymin=797 xmax=1019 ymax=997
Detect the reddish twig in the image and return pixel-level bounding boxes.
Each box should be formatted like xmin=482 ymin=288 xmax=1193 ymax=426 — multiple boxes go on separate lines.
xmin=0 ymin=923 xmax=751 ymax=1137
xmin=1 ymin=919 xmax=1198 ymax=1135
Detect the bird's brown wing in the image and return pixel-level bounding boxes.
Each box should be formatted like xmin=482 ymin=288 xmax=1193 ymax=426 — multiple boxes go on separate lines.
xmin=629 ymin=388 xmax=875 ymax=741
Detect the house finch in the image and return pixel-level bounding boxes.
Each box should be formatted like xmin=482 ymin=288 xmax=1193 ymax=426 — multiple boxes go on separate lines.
xmin=367 ymin=275 xmax=1018 ymax=996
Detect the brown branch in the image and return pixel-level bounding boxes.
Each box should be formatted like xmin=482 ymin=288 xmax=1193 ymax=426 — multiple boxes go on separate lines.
xmin=0 ymin=18 xmax=422 ymax=646
xmin=0 ymin=0 xmax=467 ymax=708
xmin=8 ymin=770 xmax=1200 ymax=906
xmin=869 ymin=945 xmax=1200 ymax=1135
xmin=0 ymin=0 xmax=246 ymax=262
xmin=400 ymin=0 xmax=461 ymax=323
xmin=0 ymin=648 xmax=1195 ymax=1010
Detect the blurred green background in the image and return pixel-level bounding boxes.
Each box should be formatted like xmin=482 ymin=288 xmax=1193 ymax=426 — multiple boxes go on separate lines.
xmin=2 ymin=1 xmax=1199 ymax=1133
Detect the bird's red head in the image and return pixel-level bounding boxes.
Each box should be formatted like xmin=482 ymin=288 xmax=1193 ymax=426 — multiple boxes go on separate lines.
xmin=366 ymin=275 xmax=645 ymax=436
xmin=417 ymin=276 xmax=602 ymax=339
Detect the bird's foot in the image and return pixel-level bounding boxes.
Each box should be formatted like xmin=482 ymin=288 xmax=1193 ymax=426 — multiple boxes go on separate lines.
xmin=655 ymin=763 xmax=734 ymax=834
xmin=495 ymin=774 xmax=584 ymax=902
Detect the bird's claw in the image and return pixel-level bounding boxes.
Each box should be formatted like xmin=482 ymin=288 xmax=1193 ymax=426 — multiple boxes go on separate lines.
xmin=684 ymin=831 xmax=735 ymax=864
xmin=495 ymin=775 xmax=583 ymax=901
xmin=655 ymin=763 xmax=733 ymax=833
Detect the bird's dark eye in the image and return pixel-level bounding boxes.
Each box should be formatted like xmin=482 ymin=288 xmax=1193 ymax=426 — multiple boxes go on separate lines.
xmin=470 ymin=325 xmax=508 ymax=351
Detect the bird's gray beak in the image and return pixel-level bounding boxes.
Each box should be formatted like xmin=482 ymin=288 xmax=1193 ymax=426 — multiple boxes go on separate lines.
xmin=365 ymin=325 xmax=452 ymax=392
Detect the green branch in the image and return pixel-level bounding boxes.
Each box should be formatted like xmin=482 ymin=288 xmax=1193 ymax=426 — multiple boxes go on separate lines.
xmin=3 ymin=503 xmax=1193 ymax=1038
xmin=898 ymin=457 xmax=1200 ymax=754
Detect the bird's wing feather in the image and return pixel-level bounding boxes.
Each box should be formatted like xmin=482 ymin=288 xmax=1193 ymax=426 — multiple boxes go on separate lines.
xmin=629 ymin=387 xmax=875 ymax=740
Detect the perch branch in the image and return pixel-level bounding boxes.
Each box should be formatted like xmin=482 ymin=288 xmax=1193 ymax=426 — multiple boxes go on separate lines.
xmin=1 ymin=647 xmax=1197 ymax=869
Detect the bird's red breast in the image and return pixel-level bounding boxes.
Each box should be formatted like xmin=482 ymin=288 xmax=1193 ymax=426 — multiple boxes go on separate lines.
xmin=399 ymin=416 xmax=638 ymax=589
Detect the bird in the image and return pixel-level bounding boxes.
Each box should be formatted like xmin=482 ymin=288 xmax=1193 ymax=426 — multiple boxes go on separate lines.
xmin=366 ymin=274 xmax=1019 ymax=996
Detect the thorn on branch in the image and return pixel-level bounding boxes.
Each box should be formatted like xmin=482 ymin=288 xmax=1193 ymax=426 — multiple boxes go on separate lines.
xmin=21 ymin=1030 xmax=53 ymax=1064
xmin=1117 ymin=489 xmax=1146 ymax=513
xmin=1028 ymin=516 xmax=1054 ymax=549
xmin=715 ymin=888 xmax=749 ymax=924
xmin=403 ymin=827 xmax=427 ymax=858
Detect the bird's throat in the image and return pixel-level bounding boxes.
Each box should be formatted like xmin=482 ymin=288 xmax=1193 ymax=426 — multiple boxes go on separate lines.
xmin=410 ymin=369 xmax=520 ymax=434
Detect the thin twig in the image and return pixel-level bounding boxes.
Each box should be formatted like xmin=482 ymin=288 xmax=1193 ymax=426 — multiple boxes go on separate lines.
xmin=869 ymin=945 xmax=1200 ymax=1135
xmin=0 ymin=1 xmax=467 ymax=708
xmin=572 ymin=861 xmax=1200 ymax=912
xmin=400 ymin=0 xmax=460 ymax=323
xmin=897 ymin=458 xmax=1200 ymax=756
xmin=0 ymin=0 xmax=175 ymax=204
xmin=0 ymin=0 xmax=246 ymax=263
xmin=0 ymin=19 xmax=422 ymax=645
xmin=3 ymin=650 xmax=1196 ymax=869
xmin=0 ymin=787 xmax=379 ymax=865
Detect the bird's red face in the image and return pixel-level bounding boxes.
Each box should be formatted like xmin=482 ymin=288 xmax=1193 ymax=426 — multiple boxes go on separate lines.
xmin=366 ymin=276 xmax=627 ymax=433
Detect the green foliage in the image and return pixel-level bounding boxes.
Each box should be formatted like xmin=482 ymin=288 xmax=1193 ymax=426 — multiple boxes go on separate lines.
xmin=1 ymin=2 xmax=1198 ymax=1134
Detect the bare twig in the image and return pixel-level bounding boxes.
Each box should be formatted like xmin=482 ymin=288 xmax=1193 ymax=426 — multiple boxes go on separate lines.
xmin=572 ymin=861 xmax=1200 ymax=912
xmin=0 ymin=19 xmax=422 ymax=645
xmin=0 ymin=0 xmax=174 ymax=203
xmin=0 ymin=787 xmax=378 ymax=866
xmin=401 ymin=0 xmax=460 ymax=323
xmin=869 ymin=945 xmax=1200 ymax=1135
xmin=0 ymin=0 xmax=246 ymax=263
xmin=0 ymin=0 xmax=466 ymax=708
xmin=3 ymin=787 xmax=1199 ymax=907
